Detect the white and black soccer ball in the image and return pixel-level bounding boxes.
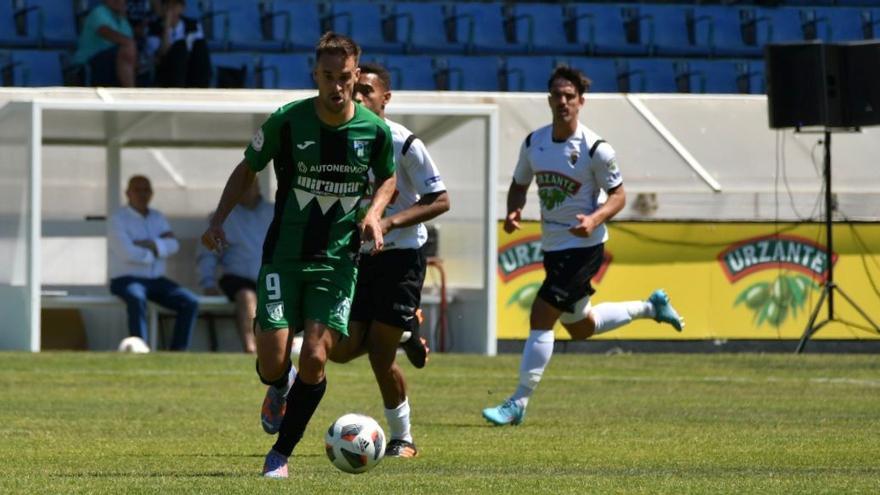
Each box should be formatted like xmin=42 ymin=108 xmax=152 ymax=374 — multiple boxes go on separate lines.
xmin=324 ymin=413 xmax=385 ymax=474
xmin=117 ymin=336 xmax=150 ymax=353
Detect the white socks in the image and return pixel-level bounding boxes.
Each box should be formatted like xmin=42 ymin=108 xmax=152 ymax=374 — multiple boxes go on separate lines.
xmin=510 ymin=329 xmax=554 ymax=406
xmin=590 ymin=301 xmax=654 ymax=334
xmin=384 ymin=398 xmax=412 ymax=442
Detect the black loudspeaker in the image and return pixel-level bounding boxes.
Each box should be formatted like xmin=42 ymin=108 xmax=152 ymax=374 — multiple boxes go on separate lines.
xmin=838 ymin=41 xmax=880 ymax=127
xmin=765 ymin=42 xmax=841 ymax=129
xmin=765 ymin=41 xmax=880 ymax=129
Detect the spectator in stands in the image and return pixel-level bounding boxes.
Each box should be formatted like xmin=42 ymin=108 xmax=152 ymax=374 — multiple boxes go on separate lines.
xmin=145 ymin=0 xmax=211 ymax=87
xmin=196 ymin=180 xmax=273 ymax=354
xmin=109 ymin=175 xmax=198 ymax=351
xmin=72 ymin=0 xmax=137 ymax=87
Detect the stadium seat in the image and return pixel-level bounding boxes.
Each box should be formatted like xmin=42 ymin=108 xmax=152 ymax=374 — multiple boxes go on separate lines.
xmin=200 ymin=0 xmax=284 ymax=52
xmin=2 ymin=49 xmax=65 ymax=86
xmin=392 ymin=2 xmax=466 ymax=54
xmin=0 ymin=0 xmax=41 ymax=47
xmin=805 ymin=7 xmax=872 ymax=42
xmin=257 ymin=53 xmax=313 ymax=89
xmin=446 ymin=3 xmax=528 ymax=55
xmin=638 ymin=5 xmax=713 ymax=57
xmin=507 ymin=3 xmax=584 ymax=55
xmin=270 ymin=0 xmax=321 ymax=51
xmin=701 ymin=6 xmax=764 ymax=58
xmin=20 ymin=0 xmax=78 ymax=47
xmin=754 ymin=7 xmax=809 ymax=44
xmin=504 ymin=56 xmax=558 ymax=92
xmin=617 ymin=58 xmax=678 ymax=93
xmin=437 ymin=55 xmax=503 ymax=91
xmin=383 ymin=55 xmax=437 ymax=90
xmin=210 ymin=52 xmax=257 ymax=88
xmin=675 ymin=59 xmax=764 ymax=94
xmin=561 ymin=57 xmax=622 ymax=93
xmin=565 ymin=4 xmax=651 ymax=56
xmin=320 ymin=1 xmax=405 ymax=54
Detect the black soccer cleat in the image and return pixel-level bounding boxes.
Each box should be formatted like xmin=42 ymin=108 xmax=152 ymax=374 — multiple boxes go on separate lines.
xmin=385 ymin=439 xmax=419 ymax=458
xmin=401 ymin=334 xmax=429 ymax=369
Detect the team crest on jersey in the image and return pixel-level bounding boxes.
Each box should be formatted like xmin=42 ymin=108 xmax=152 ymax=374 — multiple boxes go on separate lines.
xmin=332 ymin=296 xmax=351 ymax=321
xmin=569 ymin=150 xmax=580 ymax=165
xmin=352 ymin=140 xmax=370 ymax=158
xmin=265 ymin=302 xmax=284 ymax=322
xmin=251 ymin=129 xmax=264 ymax=152
xmin=535 ymin=171 xmax=582 ymax=211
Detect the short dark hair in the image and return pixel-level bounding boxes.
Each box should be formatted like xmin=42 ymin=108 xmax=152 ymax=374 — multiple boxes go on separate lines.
xmin=315 ymin=31 xmax=361 ymax=63
xmin=359 ymin=62 xmax=392 ymax=91
xmin=547 ymin=66 xmax=591 ymax=95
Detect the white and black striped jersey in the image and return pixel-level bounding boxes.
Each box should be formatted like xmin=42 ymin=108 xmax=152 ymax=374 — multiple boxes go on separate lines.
xmin=513 ymin=122 xmax=622 ymax=251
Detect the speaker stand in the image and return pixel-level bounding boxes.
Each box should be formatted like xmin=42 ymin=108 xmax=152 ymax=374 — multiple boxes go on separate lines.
xmin=795 ymin=129 xmax=880 ymax=353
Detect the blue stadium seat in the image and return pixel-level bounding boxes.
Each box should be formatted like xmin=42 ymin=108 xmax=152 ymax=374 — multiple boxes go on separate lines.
xmin=700 ymin=7 xmax=763 ymax=58
xmin=508 ymin=4 xmax=583 ymax=55
xmin=210 ymin=52 xmax=257 ymax=88
xmin=0 ymin=0 xmax=41 ymax=47
xmin=675 ymin=59 xmax=764 ymax=94
xmin=3 ymin=49 xmax=65 ymax=86
xmin=637 ymin=5 xmax=713 ymax=57
xmin=437 ymin=55 xmax=503 ymax=91
xmin=446 ymin=3 xmax=528 ymax=54
xmin=382 ymin=55 xmax=436 ymax=91
xmin=566 ymin=4 xmax=651 ymax=56
xmin=320 ymin=1 xmax=405 ymax=54
xmin=805 ymin=8 xmax=872 ymax=42
xmin=270 ymin=0 xmax=321 ymax=51
xmin=200 ymin=0 xmax=284 ymax=52
xmin=617 ymin=58 xmax=679 ymax=93
xmin=258 ymin=53 xmax=313 ymax=89
xmin=22 ymin=0 xmax=78 ymax=47
xmin=754 ymin=7 xmax=809 ymax=44
xmin=392 ymin=2 xmax=466 ymax=54
xmin=504 ymin=56 xmax=558 ymax=92
xmin=561 ymin=57 xmax=622 ymax=93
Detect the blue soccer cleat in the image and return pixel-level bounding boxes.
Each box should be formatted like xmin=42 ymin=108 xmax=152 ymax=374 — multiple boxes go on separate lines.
xmin=262 ymin=449 xmax=289 ymax=479
xmin=261 ymin=365 xmax=296 ymax=434
xmin=482 ymin=399 xmax=526 ymax=426
xmin=648 ymin=289 xmax=684 ymax=332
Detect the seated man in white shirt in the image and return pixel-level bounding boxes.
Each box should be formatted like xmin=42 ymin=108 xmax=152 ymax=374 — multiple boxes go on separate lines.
xmin=109 ymin=175 xmax=199 ymax=351
xmin=196 ymin=180 xmax=273 ymax=354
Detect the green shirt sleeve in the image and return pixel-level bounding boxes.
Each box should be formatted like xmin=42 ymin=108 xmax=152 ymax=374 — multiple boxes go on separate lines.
xmin=370 ymin=121 xmax=395 ymax=181
xmin=244 ymin=104 xmax=289 ymax=172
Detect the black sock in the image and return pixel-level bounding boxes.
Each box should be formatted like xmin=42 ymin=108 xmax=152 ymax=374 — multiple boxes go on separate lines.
xmin=272 ymin=376 xmax=327 ymax=457
xmin=256 ymin=359 xmax=292 ymax=389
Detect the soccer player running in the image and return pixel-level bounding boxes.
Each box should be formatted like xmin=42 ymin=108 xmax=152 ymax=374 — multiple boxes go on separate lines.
xmin=201 ymin=32 xmax=396 ymax=478
xmin=482 ymin=66 xmax=685 ymax=426
xmin=327 ymin=63 xmax=450 ymax=458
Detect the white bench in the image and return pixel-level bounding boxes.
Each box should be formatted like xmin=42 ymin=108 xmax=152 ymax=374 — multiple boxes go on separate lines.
xmin=41 ymin=292 xmax=234 ymax=351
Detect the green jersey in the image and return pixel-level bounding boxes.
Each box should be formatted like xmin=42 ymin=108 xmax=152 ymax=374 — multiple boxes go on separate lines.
xmin=245 ymin=98 xmax=395 ymax=265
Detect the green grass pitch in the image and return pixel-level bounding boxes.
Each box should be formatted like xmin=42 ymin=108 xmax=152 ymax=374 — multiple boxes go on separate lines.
xmin=1 ymin=352 xmax=878 ymax=494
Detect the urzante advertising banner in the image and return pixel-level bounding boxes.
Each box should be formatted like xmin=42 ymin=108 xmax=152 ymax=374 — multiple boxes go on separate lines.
xmin=496 ymin=221 xmax=880 ymax=340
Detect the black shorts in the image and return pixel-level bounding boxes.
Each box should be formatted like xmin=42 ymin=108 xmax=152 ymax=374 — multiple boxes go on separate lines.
xmin=350 ymin=248 xmax=426 ymax=330
xmin=538 ymin=244 xmax=605 ymax=313
xmin=218 ymin=274 xmax=257 ymax=302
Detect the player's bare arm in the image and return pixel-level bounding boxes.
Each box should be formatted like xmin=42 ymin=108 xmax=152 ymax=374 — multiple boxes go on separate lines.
xmin=569 ymin=184 xmax=626 ymax=238
xmin=505 ymin=181 xmax=529 ymax=234
xmin=379 ymin=191 xmax=450 ymax=234
xmin=201 ymin=159 xmax=257 ymax=252
xmin=362 ymin=172 xmax=397 ymax=252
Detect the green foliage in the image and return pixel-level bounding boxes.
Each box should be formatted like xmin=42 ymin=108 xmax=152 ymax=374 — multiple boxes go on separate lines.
xmin=0 ymin=352 xmax=878 ymax=494
xmin=734 ymin=273 xmax=818 ymax=328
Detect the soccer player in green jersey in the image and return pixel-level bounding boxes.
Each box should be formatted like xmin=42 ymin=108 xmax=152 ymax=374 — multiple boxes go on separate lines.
xmin=201 ymin=32 xmax=396 ymax=478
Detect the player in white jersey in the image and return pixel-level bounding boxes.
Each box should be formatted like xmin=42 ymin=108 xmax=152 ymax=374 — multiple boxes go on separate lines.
xmin=482 ymin=66 xmax=685 ymax=427
xmin=329 ymin=63 xmax=450 ymax=457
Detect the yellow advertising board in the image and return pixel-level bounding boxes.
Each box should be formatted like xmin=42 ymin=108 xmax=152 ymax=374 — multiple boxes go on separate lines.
xmin=497 ymin=221 xmax=880 ymax=340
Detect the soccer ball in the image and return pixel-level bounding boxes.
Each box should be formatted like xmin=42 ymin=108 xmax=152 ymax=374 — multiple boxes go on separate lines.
xmin=324 ymin=413 xmax=386 ymax=474
xmin=117 ymin=336 xmax=150 ymax=353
